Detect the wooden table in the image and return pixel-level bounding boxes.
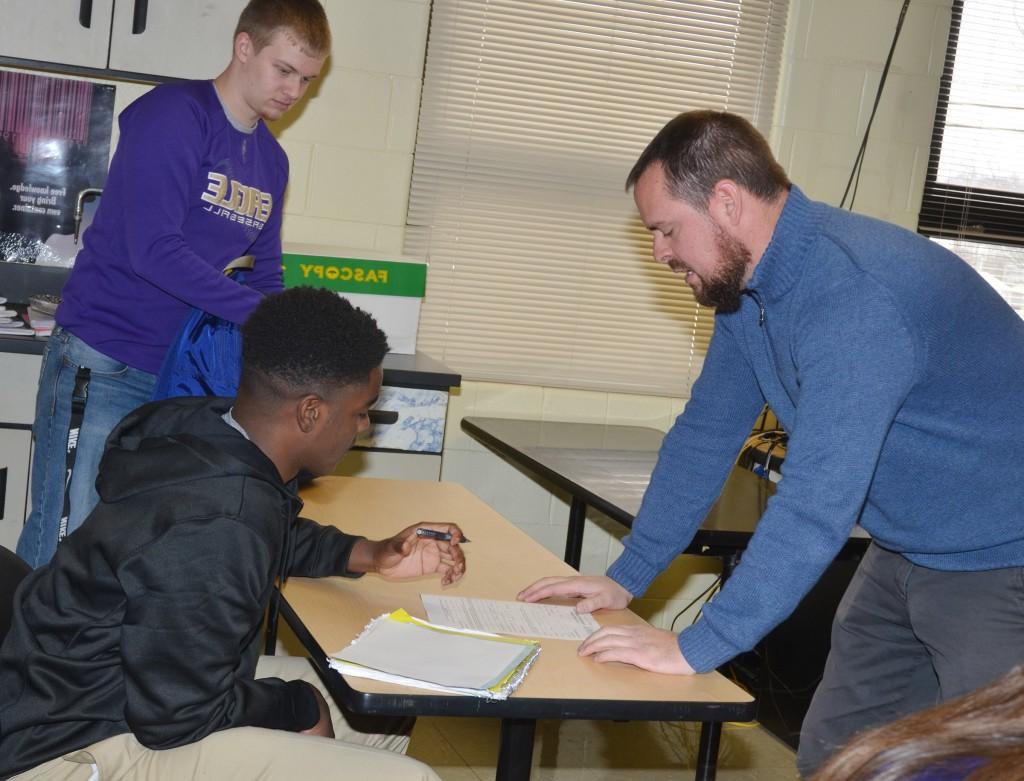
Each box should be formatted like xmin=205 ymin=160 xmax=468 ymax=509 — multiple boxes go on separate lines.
xmin=278 ymin=477 xmax=755 ymax=781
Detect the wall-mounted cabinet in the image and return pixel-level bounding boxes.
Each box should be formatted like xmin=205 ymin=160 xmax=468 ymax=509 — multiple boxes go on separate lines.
xmin=0 ymin=1 xmax=246 ymax=81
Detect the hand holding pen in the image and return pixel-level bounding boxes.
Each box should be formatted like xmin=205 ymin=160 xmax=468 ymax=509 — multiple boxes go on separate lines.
xmin=372 ymin=523 xmax=468 ymax=585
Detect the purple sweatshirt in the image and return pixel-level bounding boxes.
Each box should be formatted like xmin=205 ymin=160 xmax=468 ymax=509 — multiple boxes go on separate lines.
xmin=57 ymin=80 xmax=287 ymax=373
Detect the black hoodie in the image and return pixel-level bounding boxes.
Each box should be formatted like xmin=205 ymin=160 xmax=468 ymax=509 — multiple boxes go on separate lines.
xmin=0 ymin=397 xmax=361 ymax=779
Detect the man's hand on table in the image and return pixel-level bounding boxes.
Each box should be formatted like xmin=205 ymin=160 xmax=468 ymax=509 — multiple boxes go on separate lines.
xmin=517 ymin=574 xmax=631 ymax=613
xmin=577 ymin=624 xmax=695 ymax=674
xmin=518 ymin=574 xmax=695 ymax=675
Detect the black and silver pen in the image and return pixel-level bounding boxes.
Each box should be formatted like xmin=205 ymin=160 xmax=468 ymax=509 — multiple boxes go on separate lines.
xmin=415 ymin=528 xmax=471 ymax=543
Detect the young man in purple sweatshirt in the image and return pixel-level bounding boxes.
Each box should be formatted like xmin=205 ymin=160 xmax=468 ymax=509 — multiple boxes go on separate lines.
xmin=17 ymin=0 xmax=330 ymax=567
xmin=519 ymin=111 xmax=1024 ymax=776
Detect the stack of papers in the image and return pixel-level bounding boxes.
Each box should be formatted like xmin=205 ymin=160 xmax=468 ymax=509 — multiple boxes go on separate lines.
xmin=329 ymin=608 xmax=541 ymax=700
xmin=0 ymin=301 xmax=32 ymax=336
xmin=26 ymin=305 xmax=55 ymax=336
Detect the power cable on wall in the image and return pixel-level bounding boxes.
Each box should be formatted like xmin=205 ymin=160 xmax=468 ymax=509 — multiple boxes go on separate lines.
xmin=839 ymin=0 xmax=913 ymax=210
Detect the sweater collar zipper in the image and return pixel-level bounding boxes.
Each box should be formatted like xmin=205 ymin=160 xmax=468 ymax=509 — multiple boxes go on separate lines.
xmin=746 ymin=289 xmax=766 ymax=327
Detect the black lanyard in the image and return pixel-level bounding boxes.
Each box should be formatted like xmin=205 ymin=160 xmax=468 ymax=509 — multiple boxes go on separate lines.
xmin=58 ymin=366 xmax=91 ymax=543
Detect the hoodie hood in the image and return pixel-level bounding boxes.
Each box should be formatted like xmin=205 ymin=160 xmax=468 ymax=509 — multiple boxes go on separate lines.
xmin=98 ymin=396 xmax=289 ymax=505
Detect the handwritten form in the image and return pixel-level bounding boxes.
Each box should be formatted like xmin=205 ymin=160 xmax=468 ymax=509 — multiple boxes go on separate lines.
xmin=421 ymin=594 xmax=600 ymax=641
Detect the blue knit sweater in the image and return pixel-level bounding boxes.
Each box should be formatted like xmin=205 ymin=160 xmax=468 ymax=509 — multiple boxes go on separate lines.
xmin=606 ymin=186 xmax=1024 ymax=673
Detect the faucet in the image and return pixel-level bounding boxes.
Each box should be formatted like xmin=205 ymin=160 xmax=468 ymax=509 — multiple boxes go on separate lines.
xmin=73 ymin=188 xmax=103 ymax=244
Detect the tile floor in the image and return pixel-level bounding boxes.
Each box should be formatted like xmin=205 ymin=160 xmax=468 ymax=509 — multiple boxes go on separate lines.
xmin=407 ymin=715 xmax=799 ymax=780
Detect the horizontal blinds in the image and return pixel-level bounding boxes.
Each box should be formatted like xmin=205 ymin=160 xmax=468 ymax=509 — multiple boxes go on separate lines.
xmin=919 ymin=0 xmax=1024 ymax=323
xmin=933 ymin=237 xmax=1024 ymax=318
xmin=919 ymin=0 xmax=1024 ymax=245
xmin=406 ymin=0 xmax=789 ymax=395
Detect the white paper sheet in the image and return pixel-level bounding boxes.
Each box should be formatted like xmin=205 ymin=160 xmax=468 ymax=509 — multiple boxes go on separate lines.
xmin=421 ymin=594 xmax=600 ymax=640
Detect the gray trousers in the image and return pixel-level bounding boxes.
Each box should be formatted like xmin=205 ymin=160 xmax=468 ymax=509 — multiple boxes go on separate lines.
xmin=796 ymin=543 xmax=1024 ymax=777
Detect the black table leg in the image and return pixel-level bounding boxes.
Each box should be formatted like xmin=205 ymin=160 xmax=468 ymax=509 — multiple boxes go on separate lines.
xmin=694 ymin=721 xmax=722 ymax=781
xmin=264 ymin=588 xmax=281 ymax=655
xmin=563 ymin=497 xmax=586 ymax=569
xmin=496 ymin=718 xmax=536 ymax=781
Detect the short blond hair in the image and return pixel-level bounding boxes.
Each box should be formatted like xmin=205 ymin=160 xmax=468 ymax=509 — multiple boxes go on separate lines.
xmin=235 ymin=0 xmax=331 ymax=58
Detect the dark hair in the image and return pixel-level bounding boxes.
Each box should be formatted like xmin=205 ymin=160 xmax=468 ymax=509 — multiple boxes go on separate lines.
xmin=625 ymin=110 xmax=790 ymax=210
xmin=240 ymin=286 xmax=388 ymax=401
xmin=812 ymin=665 xmax=1024 ymax=781
xmin=236 ymin=0 xmax=331 ymax=57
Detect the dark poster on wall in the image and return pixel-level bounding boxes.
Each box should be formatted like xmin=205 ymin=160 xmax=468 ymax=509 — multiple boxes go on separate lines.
xmin=0 ymin=70 xmax=114 ymax=265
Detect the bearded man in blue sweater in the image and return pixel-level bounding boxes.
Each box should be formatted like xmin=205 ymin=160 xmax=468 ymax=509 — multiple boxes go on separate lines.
xmin=520 ymin=110 xmax=1024 ymax=776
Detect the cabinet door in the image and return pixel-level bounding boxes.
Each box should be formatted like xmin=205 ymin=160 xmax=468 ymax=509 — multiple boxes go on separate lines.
xmin=108 ymin=0 xmax=247 ymax=80
xmin=0 ymin=429 xmax=32 ymax=551
xmin=354 ymin=387 xmax=449 ymax=454
xmin=0 ymin=0 xmax=115 ymax=69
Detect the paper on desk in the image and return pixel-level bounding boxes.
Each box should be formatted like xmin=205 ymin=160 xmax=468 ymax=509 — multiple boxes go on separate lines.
xmin=422 ymin=594 xmax=600 ymax=641
xmin=329 ymin=609 xmax=539 ymax=700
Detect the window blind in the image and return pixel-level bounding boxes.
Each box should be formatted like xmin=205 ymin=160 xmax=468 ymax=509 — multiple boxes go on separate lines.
xmin=404 ymin=0 xmax=790 ymax=395
xmin=918 ymin=0 xmax=1024 ymax=316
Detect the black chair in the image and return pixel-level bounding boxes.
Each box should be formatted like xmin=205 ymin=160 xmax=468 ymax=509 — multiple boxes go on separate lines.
xmin=1 ymin=545 xmax=32 ymax=644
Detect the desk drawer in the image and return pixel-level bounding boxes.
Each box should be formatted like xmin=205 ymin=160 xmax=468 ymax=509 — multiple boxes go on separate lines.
xmin=355 ymin=386 xmax=448 ymax=453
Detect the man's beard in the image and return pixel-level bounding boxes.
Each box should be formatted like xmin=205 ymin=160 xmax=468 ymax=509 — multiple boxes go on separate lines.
xmin=693 ymin=225 xmax=751 ymax=313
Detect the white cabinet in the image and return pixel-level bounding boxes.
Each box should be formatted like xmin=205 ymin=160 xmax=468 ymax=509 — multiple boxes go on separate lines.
xmin=0 ymin=0 xmax=246 ymax=80
xmin=107 ymin=1 xmax=247 ymax=79
xmin=0 ymin=429 xmax=32 ymax=551
xmin=0 ymin=351 xmax=41 ymax=550
xmin=355 ymin=387 xmax=448 ymax=454
xmin=0 ymin=0 xmax=114 ymax=69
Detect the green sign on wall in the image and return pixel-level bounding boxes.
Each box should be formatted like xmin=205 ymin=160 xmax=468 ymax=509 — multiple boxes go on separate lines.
xmin=282 ymin=253 xmax=426 ymax=297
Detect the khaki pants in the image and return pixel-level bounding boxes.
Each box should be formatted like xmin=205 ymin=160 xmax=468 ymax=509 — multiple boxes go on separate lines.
xmin=12 ymin=656 xmax=439 ymax=781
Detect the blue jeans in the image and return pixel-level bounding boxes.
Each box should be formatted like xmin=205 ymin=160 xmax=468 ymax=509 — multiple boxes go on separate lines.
xmin=16 ymin=328 xmax=155 ymax=567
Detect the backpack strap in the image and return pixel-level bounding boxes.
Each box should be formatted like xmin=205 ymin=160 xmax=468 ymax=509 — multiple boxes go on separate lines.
xmin=222 ymin=254 xmax=255 ymax=275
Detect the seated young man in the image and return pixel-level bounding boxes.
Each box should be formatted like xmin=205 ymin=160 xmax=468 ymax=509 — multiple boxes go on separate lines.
xmin=0 ymin=287 xmax=465 ymax=780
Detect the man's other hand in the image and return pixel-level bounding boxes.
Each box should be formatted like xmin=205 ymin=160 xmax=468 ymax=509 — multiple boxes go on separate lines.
xmin=577 ymin=624 xmax=695 ymax=675
xmin=517 ymin=575 xmax=631 ymax=613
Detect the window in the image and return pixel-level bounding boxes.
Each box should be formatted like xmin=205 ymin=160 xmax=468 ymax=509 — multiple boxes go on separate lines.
xmin=405 ymin=0 xmax=790 ymax=395
xmin=918 ymin=0 xmax=1024 ymax=316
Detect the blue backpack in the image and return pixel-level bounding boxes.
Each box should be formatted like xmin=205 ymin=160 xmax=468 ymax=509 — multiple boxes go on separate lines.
xmin=150 ymin=256 xmax=253 ymax=401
